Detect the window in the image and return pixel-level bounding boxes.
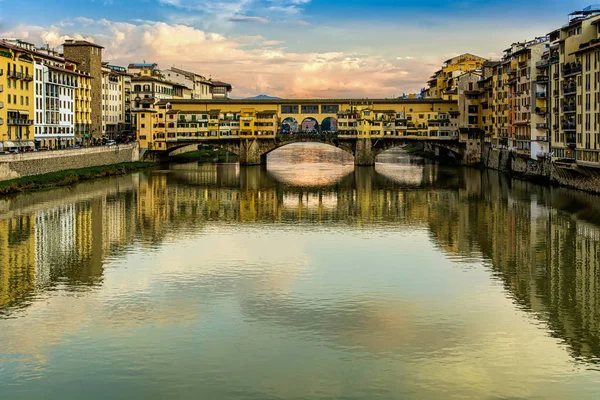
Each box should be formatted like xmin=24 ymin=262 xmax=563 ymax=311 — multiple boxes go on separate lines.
xmin=321 ymin=105 xmax=339 ymax=114
xmin=281 ymin=105 xmax=299 ymax=114
xmin=301 ymin=105 xmax=319 ymax=114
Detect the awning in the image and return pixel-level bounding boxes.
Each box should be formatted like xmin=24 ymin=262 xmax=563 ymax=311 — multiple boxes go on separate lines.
xmin=18 ymin=141 xmax=35 ymax=147
xmin=18 ymin=110 xmax=30 ymax=115
xmin=3 ymin=141 xmax=16 ymax=148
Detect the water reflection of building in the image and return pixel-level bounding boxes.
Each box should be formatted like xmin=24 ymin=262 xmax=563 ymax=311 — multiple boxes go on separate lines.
xmin=1 ymin=161 xmax=600 ymax=365
xmin=0 ymin=216 xmax=36 ymax=311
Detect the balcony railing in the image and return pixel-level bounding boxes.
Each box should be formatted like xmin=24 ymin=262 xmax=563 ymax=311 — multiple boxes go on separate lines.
xmin=534 ymin=107 xmax=547 ymax=115
xmin=563 ymin=85 xmax=577 ymax=95
xmin=535 ymin=135 xmax=548 ymax=141
xmin=536 ymin=60 xmax=549 ymax=68
xmin=536 ymin=123 xmax=549 ymax=129
xmin=563 ymin=64 xmax=582 ymax=78
xmin=536 ymin=92 xmax=547 ymax=99
xmin=562 ymin=122 xmax=576 ymax=131
xmin=567 ymin=135 xmax=577 ymax=147
xmin=563 ymin=104 xmax=576 ymax=113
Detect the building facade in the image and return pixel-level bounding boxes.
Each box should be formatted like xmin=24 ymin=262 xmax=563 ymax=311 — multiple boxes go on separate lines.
xmin=0 ymin=40 xmax=35 ymax=152
xmin=63 ymin=40 xmax=104 ymax=141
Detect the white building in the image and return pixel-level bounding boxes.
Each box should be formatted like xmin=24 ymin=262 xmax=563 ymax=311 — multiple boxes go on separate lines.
xmin=162 ymin=67 xmax=212 ymax=99
xmin=102 ymin=67 xmax=124 ymax=138
xmin=33 ymin=60 xmax=77 ymax=149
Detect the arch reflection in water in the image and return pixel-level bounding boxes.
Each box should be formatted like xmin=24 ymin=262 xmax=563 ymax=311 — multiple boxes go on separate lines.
xmin=1 ymin=155 xmax=600 ymax=398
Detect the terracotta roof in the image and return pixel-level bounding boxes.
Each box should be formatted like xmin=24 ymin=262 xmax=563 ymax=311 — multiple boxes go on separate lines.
xmin=63 ymin=40 xmax=104 ymax=49
xmin=157 ymin=98 xmax=458 ymax=105
xmin=47 ymin=64 xmax=92 ymax=77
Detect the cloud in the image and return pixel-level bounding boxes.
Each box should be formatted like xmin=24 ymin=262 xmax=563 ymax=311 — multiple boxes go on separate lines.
xmin=228 ymin=16 xmax=269 ymax=24
xmin=1 ymin=17 xmax=441 ymax=98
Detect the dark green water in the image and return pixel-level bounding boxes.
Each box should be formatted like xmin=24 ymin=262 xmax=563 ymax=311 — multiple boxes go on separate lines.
xmin=1 ymin=144 xmax=600 ymax=399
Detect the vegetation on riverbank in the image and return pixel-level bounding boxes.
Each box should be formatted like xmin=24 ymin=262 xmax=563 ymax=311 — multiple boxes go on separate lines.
xmin=169 ymin=147 xmax=237 ymax=164
xmin=0 ymin=162 xmax=154 ymax=196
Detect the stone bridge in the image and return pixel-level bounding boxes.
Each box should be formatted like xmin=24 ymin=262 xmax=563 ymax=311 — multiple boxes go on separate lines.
xmin=147 ymin=134 xmax=473 ymax=166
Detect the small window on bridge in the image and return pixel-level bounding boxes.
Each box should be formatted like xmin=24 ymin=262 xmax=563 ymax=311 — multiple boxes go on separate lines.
xmin=301 ymin=105 xmax=318 ymax=114
xmin=281 ymin=105 xmax=299 ymax=114
xmin=321 ymin=105 xmax=339 ymax=114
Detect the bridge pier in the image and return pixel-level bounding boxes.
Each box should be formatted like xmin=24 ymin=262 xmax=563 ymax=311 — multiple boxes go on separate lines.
xmin=354 ymin=138 xmax=377 ymax=166
xmin=238 ymin=139 xmax=267 ymax=166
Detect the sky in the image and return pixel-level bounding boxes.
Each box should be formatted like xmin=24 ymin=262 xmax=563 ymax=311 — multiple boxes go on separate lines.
xmin=0 ymin=0 xmax=592 ymax=98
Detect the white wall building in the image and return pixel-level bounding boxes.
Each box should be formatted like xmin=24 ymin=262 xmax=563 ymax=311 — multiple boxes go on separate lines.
xmin=33 ymin=61 xmax=76 ymax=148
xmin=102 ymin=68 xmax=124 ymax=138
xmin=163 ymin=67 xmax=212 ymax=99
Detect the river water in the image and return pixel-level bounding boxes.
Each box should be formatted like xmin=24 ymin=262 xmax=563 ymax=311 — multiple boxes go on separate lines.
xmin=1 ymin=143 xmax=600 ymax=399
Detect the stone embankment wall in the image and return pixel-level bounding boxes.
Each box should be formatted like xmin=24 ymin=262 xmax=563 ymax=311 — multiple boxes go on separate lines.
xmin=0 ymin=143 xmax=140 ymax=181
xmin=481 ymin=143 xmax=600 ymax=194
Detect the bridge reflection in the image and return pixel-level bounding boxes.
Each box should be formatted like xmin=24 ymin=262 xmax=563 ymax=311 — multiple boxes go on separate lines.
xmin=1 ymin=163 xmax=599 ymax=364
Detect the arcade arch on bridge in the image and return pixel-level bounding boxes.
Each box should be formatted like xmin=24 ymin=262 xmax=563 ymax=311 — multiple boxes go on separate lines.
xmin=281 ymin=117 xmax=299 ymax=134
xmin=321 ymin=117 xmax=337 ymax=133
xmin=301 ymin=117 xmax=319 ymax=133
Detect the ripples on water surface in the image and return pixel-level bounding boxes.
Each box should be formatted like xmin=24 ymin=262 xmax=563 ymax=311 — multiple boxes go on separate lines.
xmin=1 ymin=144 xmax=600 ymax=399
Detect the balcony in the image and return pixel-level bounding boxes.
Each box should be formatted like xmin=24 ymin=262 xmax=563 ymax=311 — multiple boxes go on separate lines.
xmin=535 ymin=75 xmax=549 ymax=83
xmin=23 ymin=74 xmax=33 ymax=82
xmin=563 ymin=64 xmax=582 ymax=78
xmin=536 ymin=123 xmax=548 ymax=129
xmin=535 ymin=135 xmax=548 ymax=141
xmin=8 ymin=118 xmax=33 ymax=125
xmin=536 ymin=60 xmax=549 ymax=69
xmin=7 ymin=71 xmax=21 ymax=79
xmin=566 ymin=135 xmax=577 ymax=147
xmin=518 ymin=60 xmax=530 ymax=68
xmin=562 ymin=122 xmax=576 ymax=131
xmin=534 ymin=107 xmax=547 ymax=115
xmin=536 ymin=92 xmax=547 ymax=99
xmin=563 ymin=104 xmax=576 ymax=113
xmin=563 ymin=85 xmax=577 ymax=95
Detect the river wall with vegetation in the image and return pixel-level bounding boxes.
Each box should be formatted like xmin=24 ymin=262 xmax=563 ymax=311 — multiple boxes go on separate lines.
xmin=0 ymin=162 xmax=153 ymax=196
xmin=0 ymin=143 xmax=140 ymax=181
xmin=482 ymin=144 xmax=600 ymax=194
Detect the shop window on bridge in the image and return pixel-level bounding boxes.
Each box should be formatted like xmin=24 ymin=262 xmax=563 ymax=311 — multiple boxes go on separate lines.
xmin=301 ymin=105 xmax=319 ymax=114
xmin=321 ymin=105 xmax=339 ymax=114
xmin=281 ymin=105 xmax=299 ymax=114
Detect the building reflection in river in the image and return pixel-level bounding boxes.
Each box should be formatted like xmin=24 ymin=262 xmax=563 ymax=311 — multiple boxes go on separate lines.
xmin=0 ymin=158 xmax=599 ymax=366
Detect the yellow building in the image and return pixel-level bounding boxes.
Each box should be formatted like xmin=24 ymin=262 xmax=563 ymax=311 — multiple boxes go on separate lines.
xmin=424 ymin=53 xmax=487 ymax=100
xmin=548 ymin=7 xmax=600 ymax=165
xmin=135 ymin=99 xmax=460 ymax=151
xmin=72 ymin=62 xmax=93 ymax=144
xmin=0 ymin=40 xmax=35 ymax=152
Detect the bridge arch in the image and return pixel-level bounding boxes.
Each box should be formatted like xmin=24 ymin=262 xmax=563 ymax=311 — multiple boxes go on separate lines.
xmin=301 ymin=117 xmax=319 ymax=133
xmin=262 ymin=139 xmax=355 ymax=160
xmin=281 ymin=117 xmax=299 ymax=134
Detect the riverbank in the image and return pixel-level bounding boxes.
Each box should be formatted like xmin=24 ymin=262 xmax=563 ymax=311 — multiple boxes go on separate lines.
xmin=169 ymin=148 xmax=237 ymax=164
xmin=0 ymin=162 xmax=153 ymax=196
